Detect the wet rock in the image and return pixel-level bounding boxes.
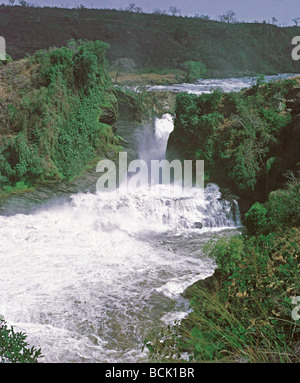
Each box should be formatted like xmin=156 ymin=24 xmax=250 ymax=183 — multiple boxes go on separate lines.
xmin=194 ymin=222 xmax=203 ymax=229
xmin=99 ymin=105 xmax=118 ymax=125
xmin=183 ymin=269 xmax=223 ymax=299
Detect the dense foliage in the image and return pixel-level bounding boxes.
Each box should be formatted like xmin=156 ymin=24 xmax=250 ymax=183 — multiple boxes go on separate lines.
xmin=0 ymin=40 xmax=121 ymax=191
xmin=146 ymin=77 xmax=300 ymax=363
xmin=144 ymin=178 xmax=300 ymax=363
xmin=180 ymin=60 xmax=207 ymax=83
xmin=245 ymin=178 xmax=300 ymax=235
xmin=167 ymin=78 xmax=299 ymax=205
xmin=0 ymin=317 xmax=42 ymax=363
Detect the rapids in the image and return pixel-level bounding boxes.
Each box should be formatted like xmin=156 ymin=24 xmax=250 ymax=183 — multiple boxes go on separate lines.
xmin=0 ymin=100 xmax=242 ymax=363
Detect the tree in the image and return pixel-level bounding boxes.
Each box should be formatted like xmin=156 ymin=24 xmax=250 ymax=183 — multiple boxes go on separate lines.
xmin=218 ymin=10 xmax=237 ymax=23
xmin=126 ymin=3 xmax=136 ymax=12
xmin=8 ymin=0 xmax=15 ymax=5
xmin=153 ymin=8 xmax=166 ymax=15
xmin=113 ymin=57 xmax=137 ymax=83
xmin=169 ymin=5 xmax=181 ymax=16
xmin=293 ymin=17 xmax=300 ymax=26
xmin=244 ymin=202 xmax=268 ymax=235
xmin=125 ymin=3 xmax=142 ymax=13
xmin=181 ymin=60 xmax=207 ymax=83
xmin=272 ymin=17 xmax=278 ymax=25
xmin=194 ymin=14 xmax=210 ymax=20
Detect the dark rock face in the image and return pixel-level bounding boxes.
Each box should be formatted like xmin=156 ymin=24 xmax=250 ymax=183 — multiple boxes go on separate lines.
xmin=194 ymin=222 xmax=203 ymax=229
xmin=183 ymin=269 xmax=223 ymax=299
xmin=285 ymin=87 xmax=300 ymax=166
xmin=99 ymin=105 xmax=118 ymax=125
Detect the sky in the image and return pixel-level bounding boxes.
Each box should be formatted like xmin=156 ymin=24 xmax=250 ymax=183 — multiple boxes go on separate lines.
xmin=8 ymin=0 xmax=300 ymax=26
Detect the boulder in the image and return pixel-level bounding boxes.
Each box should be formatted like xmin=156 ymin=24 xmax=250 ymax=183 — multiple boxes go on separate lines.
xmin=194 ymin=222 xmax=203 ymax=229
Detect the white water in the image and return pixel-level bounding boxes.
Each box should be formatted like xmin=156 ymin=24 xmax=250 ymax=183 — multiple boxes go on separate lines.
xmin=0 ymin=113 xmax=241 ymax=363
xmin=142 ymin=73 xmax=300 ymax=95
xmin=136 ymin=113 xmax=174 ymax=163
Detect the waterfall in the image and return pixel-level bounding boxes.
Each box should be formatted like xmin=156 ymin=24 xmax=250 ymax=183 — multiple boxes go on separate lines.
xmin=136 ymin=113 xmax=174 ymax=163
xmin=0 ymin=113 xmax=241 ymax=363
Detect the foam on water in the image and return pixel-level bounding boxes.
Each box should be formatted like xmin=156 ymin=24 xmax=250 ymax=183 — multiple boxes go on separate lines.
xmin=145 ymin=73 xmax=300 ymax=95
xmin=0 ymin=182 xmax=239 ymax=362
xmin=135 ymin=113 xmax=174 ymax=163
xmin=0 ymin=111 xmax=241 ymax=362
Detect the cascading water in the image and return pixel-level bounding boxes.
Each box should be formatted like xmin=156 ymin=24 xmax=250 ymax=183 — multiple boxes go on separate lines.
xmin=0 ymin=113 xmax=241 ymax=363
xmin=144 ymin=73 xmax=300 ymax=95
xmin=137 ymin=113 xmax=174 ymax=162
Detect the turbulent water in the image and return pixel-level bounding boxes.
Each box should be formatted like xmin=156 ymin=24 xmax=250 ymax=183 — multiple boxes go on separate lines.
xmin=0 ymin=95 xmax=242 ymax=363
xmin=145 ymin=73 xmax=300 ymax=95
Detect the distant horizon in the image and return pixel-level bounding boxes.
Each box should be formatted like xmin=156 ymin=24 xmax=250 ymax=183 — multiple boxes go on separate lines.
xmin=2 ymin=0 xmax=300 ymax=26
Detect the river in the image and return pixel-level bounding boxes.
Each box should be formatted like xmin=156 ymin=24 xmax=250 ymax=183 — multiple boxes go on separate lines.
xmin=131 ymin=73 xmax=300 ymax=95
xmin=4 ymin=73 xmax=293 ymax=363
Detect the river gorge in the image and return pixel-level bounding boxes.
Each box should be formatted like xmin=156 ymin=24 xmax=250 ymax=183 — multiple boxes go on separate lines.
xmin=0 ymin=73 xmax=296 ymax=363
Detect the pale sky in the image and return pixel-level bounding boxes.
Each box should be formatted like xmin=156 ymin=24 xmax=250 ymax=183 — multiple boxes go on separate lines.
xmin=7 ymin=0 xmax=300 ymax=25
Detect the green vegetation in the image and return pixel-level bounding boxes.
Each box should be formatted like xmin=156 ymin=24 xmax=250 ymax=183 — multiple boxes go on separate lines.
xmin=145 ymin=74 xmax=300 ymax=363
xmin=1 ymin=5 xmax=300 ymax=78
xmin=180 ymin=60 xmax=207 ymax=83
xmin=144 ymin=178 xmax=300 ymax=362
xmin=0 ymin=54 xmax=13 ymax=65
xmin=0 ymin=40 xmax=122 ymax=192
xmin=0 ymin=316 xmax=42 ymax=363
xmin=0 ymin=4 xmax=299 ymax=362
xmin=244 ymin=179 xmax=300 ymax=235
xmin=167 ymin=77 xmax=300 ymax=211
xmin=145 ymin=75 xmax=300 ymax=363
xmin=0 ymin=181 xmax=34 ymax=200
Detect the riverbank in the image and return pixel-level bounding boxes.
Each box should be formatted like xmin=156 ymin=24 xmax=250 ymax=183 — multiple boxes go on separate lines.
xmin=145 ymin=77 xmax=300 ymax=363
xmin=0 ymin=124 xmax=240 ymax=363
xmin=166 ymin=76 xmax=300 ymax=216
xmin=0 ymin=42 xmax=124 ymax=204
xmin=146 ymin=178 xmax=300 ymax=362
xmin=1 ymin=40 xmax=298 ymax=364
xmin=0 ymin=85 xmax=176 ymax=212
xmin=108 ymin=70 xmax=182 ymax=86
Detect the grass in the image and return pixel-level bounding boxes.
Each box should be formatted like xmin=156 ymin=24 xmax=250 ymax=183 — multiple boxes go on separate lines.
xmin=0 ymin=181 xmax=34 ymax=200
xmin=145 ymin=228 xmax=300 ymax=363
xmin=144 ymin=83 xmax=300 ymax=363
xmin=108 ymin=70 xmax=182 ymax=86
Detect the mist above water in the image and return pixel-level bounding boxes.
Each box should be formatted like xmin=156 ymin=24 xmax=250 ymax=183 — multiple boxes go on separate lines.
xmin=0 ymin=107 xmax=241 ymax=363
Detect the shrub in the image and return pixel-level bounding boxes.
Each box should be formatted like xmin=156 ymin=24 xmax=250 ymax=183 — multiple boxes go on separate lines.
xmin=0 ymin=40 xmax=120 ymax=189
xmin=0 ymin=317 xmax=42 ymax=363
xmin=267 ymin=180 xmax=300 ymax=229
xmin=244 ymin=202 xmax=268 ymax=235
xmin=145 ymin=229 xmax=300 ymax=363
xmin=244 ymin=179 xmax=300 ymax=235
xmin=180 ymin=60 xmax=207 ymax=83
xmin=204 ymin=235 xmax=244 ymax=276
xmin=167 ymin=79 xmax=297 ymax=199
